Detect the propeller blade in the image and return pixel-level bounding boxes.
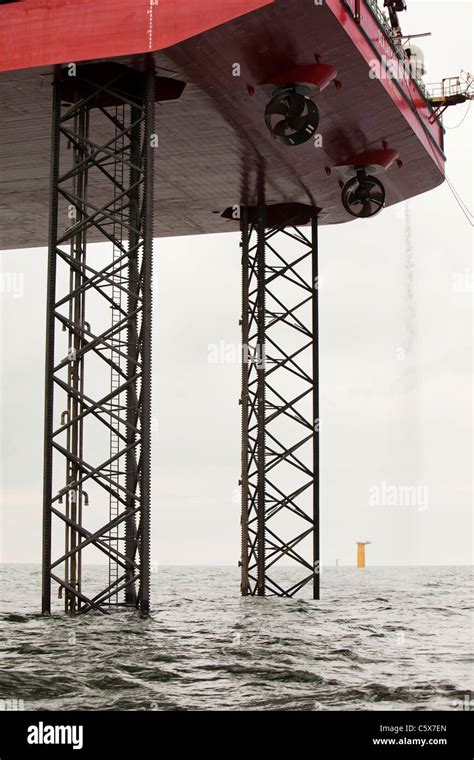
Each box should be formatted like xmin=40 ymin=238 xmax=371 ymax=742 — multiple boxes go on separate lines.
xmin=347 ymin=191 xmax=363 ymax=206
xmin=361 ymin=201 xmax=375 ymax=217
xmin=273 ymin=118 xmax=291 ymax=136
xmin=267 ymin=101 xmax=290 ymax=116
xmin=287 ymin=116 xmax=308 ymax=132
xmin=369 ymin=191 xmax=385 ymax=205
xmin=287 ymin=94 xmax=306 ymax=118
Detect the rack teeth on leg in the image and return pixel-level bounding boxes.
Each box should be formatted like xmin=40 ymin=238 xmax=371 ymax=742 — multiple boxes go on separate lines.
xmin=256 ymin=205 xmax=267 ymax=597
xmin=240 ymin=207 xmax=250 ymax=597
xmin=138 ymin=66 xmax=155 ymax=615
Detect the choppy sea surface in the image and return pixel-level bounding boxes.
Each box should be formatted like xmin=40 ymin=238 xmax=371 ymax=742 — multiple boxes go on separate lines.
xmin=0 ymin=564 xmax=472 ymax=711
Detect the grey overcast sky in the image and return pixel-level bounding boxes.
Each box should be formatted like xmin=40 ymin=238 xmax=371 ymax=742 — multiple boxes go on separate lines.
xmin=0 ymin=1 xmax=472 ymax=567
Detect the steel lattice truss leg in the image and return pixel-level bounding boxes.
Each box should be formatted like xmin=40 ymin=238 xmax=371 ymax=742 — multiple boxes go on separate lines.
xmin=240 ymin=206 xmax=320 ymax=598
xmin=42 ymin=64 xmax=155 ymax=614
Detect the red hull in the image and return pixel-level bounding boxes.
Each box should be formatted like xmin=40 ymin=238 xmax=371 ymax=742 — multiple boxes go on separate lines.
xmin=0 ymin=0 xmax=445 ymax=248
xmin=0 ymin=0 xmax=272 ymax=73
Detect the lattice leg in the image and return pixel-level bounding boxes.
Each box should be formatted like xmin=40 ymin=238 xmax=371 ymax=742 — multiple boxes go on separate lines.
xmin=41 ymin=64 xmax=158 ymax=614
xmin=240 ymin=205 xmax=320 ymax=598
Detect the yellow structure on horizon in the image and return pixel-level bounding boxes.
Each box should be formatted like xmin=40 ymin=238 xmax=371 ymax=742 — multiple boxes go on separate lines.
xmin=356 ymin=541 xmax=371 ymax=568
